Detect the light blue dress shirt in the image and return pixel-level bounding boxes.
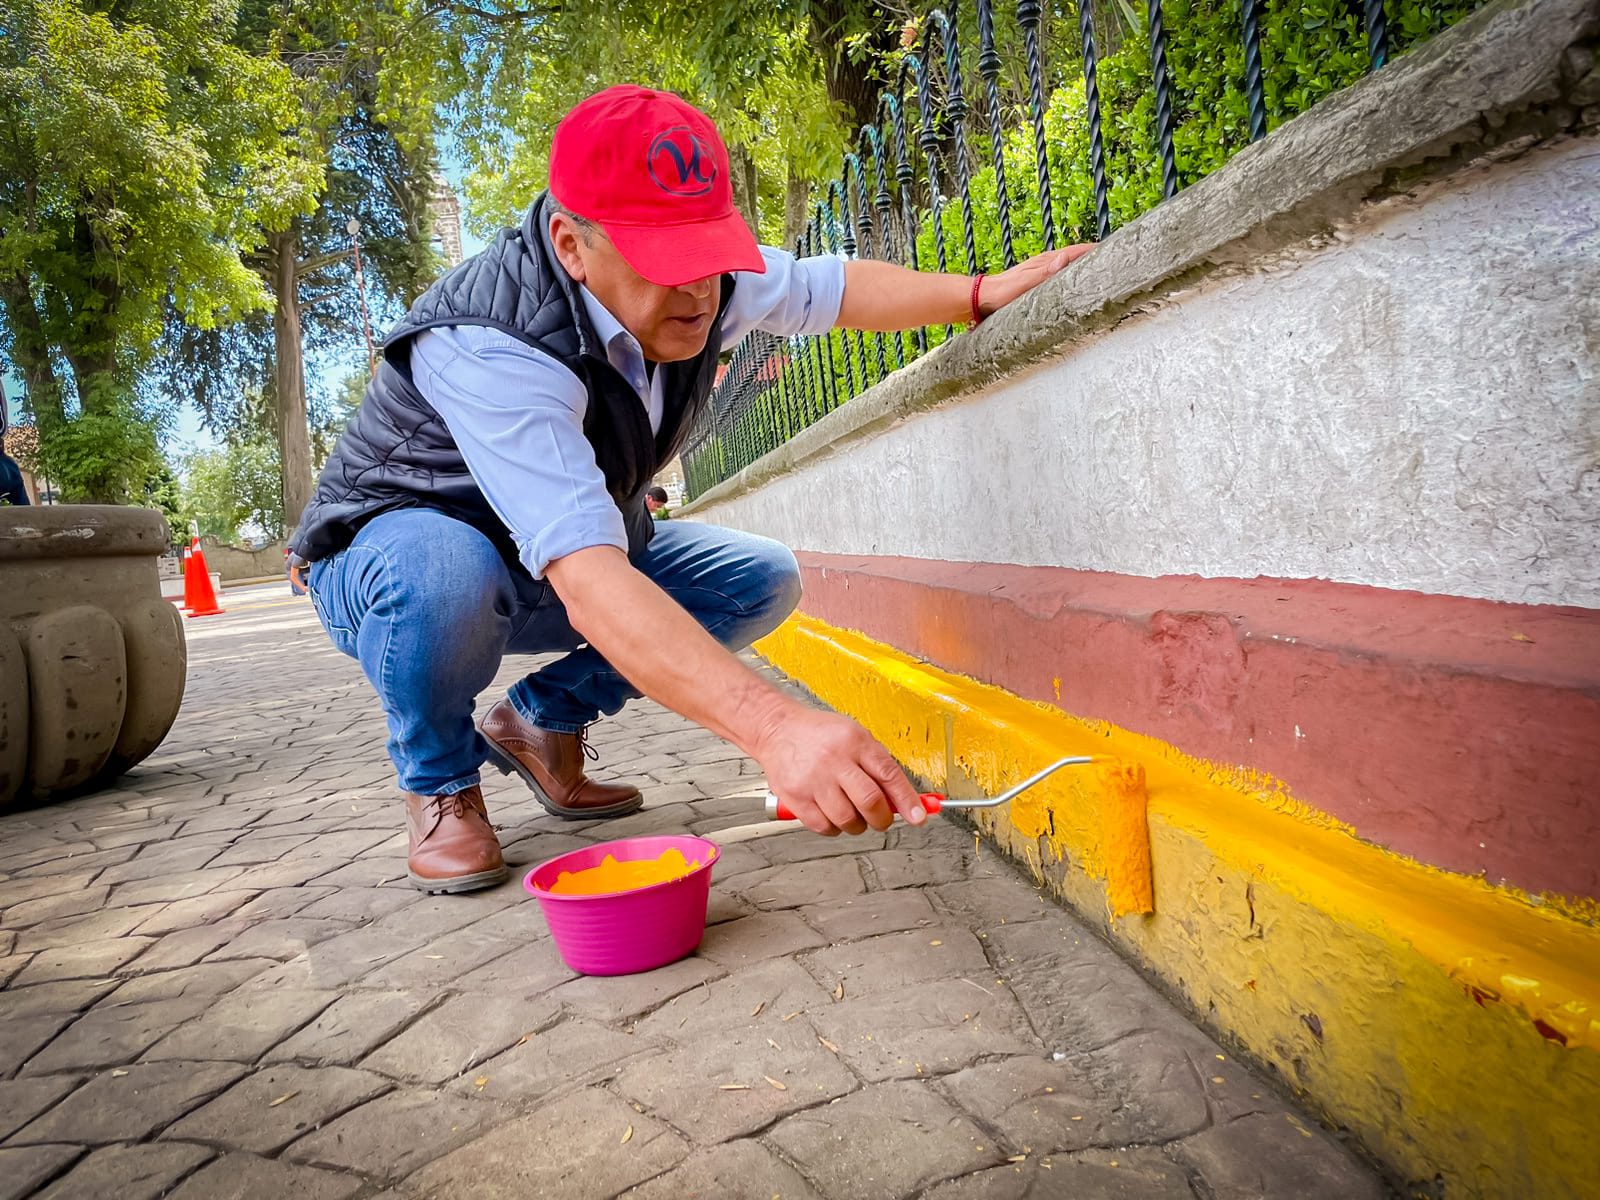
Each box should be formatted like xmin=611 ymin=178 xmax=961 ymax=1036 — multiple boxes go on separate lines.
xmin=410 ymin=246 xmax=844 ymax=579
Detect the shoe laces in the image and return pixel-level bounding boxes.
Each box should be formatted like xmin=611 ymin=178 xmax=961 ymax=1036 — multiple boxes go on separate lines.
xmin=577 ymin=724 xmax=600 ymax=763
xmin=430 ymin=793 xmax=477 ymax=820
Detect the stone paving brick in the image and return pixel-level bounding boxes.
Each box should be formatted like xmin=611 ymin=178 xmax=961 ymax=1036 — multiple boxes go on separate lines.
xmin=400 ymin=1087 xmax=688 ymax=1200
xmin=3 ymin=885 xmax=112 ymax=926
xmin=203 ymin=917 xmax=354 ymax=962
xmin=9 ymin=1061 xmax=245 ymax=1143
xmin=358 ymin=930 xmax=522 ymax=991
xmin=864 ymin=845 xmax=970 ymax=889
xmin=697 ymin=911 xmax=826 ymax=967
xmin=14 ymin=904 xmax=165 ymax=954
xmin=620 ymin=1139 xmax=824 ymax=1200
xmin=141 ymin=988 xmax=337 ymax=1063
xmin=804 ymin=926 xmax=993 ymax=999
xmin=165 ymin=1152 xmax=364 ymax=1200
xmin=734 ymin=856 xmax=867 ymax=910
xmin=360 ymin=993 xmax=561 ymax=1084
xmin=0 ymin=952 xmax=29 ymax=988
xmin=22 ymin=997 xmax=215 ymax=1073
xmin=549 ymin=955 xmax=723 ymax=1023
xmin=808 ymin=982 xmax=1040 ymax=1082
xmin=634 ymin=958 xmax=834 ymax=1041
xmin=105 ymin=868 xmax=249 ymax=907
xmin=768 ymin=1079 xmax=1003 ymax=1198
xmin=1169 ymin=1112 xmax=1386 ymax=1200
xmin=96 ymin=844 xmax=225 ymax=886
xmin=0 ymin=1014 xmax=74 ymax=1075
xmin=1090 ymin=1031 xmax=1272 ymax=1138
xmin=923 ymin=1147 xmax=1201 ymax=1199
xmin=15 ymin=845 xmax=138 ymax=878
xmin=2 ymin=977 xmax=121 ymax=1018
xmin=616 ymin=1019 xmax=856 ymax=1144
xmin=284 ymin=1087 xmax=502 ymax=1181
xmin=450 ymin=1018 xmax=650 ymax=1102
xmin=166 ymin=1063 xmax=392 ymax=1153
xmin=0 ymin=871 xmax=106 ymax=908
xmin=705 ymin=841 xmax=768 ymax=879
xmin=230 ymin=885 xmax=340 ymax=921
xmin=123 ymin=920 xmax=253 ymax=974
xmin=33 ymin=1142 xmax=215 ymax=1200
xmin=129 ymin=889 xmax=259 ymax=935
xmin=800 ymin=888 xmax=939 ymax=942
xmin=933 ymin=875 xmax=1056 ymax=926
xmin=939 ymin=1056 xmax=1142 ymax=1155
xmin=241 ymin=928 xmax=423 ymax=990
xmin=0 ymin=1145 xmax=84 ymax=1200
xmin=292 ymin=886 xmax=419 ymax=923
xmin=265 ymin=990 xmax=434 ymax=1066
xmin=988 ymin=921 xmax=1187 ymax=1055
xmin=0 ymin=1076 xmax=79 ymax=1141
xmin=759 ymin=829 xmax=889 ymax=865
xmin=450 ymin=937 xmax=570 ymax=994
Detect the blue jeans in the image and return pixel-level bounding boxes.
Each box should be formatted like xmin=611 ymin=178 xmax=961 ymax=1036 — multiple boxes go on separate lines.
xmin=308 ymin=508 xmax=801 ymax=797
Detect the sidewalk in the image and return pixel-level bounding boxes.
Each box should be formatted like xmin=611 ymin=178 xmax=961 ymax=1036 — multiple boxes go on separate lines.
xmin=0 ymin=583 xmax=1388 ymax=1199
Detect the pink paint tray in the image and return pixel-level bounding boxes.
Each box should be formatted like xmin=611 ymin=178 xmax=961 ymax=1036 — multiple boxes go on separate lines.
xmin=523 ymin=834 xmax=720 ymax=976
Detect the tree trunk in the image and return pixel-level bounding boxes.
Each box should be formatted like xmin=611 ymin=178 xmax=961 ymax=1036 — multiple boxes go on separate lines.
xmin=729 ymin=145 xmax=759 ymax=237
xmin=270 ymin=230 xmax=313 ymax=538
xmin=783 ymin=169 xmax=811 ymax=248
xmin=0 ymin=275 xmax=66 ymax=429
xmin=806 ymin=0 xmax=897 ymax=133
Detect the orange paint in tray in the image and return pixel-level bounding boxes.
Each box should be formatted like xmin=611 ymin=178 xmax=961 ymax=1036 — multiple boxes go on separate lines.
xmin=546 ymin=847 xmax=702 ymax=895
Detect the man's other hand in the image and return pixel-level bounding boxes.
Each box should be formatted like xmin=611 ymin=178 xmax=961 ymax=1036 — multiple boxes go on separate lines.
xmin=755 ymin=704 xmax=928 ymax=836
xmin=978 ymin=243 xmax=1095 ymax=317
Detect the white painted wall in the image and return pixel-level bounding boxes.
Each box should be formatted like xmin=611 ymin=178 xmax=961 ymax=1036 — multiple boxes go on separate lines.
xmin=697 ymin=136 xmax=1600 ymax=609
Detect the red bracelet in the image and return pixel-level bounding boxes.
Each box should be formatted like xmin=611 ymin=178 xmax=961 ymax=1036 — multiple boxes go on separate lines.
xmin=969 ymin=273 xmax=986 ymax=327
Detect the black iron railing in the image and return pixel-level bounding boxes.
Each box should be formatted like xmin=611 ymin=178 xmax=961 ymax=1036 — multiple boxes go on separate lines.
xmin=683 ymin=0 xmax=1475 ymax=500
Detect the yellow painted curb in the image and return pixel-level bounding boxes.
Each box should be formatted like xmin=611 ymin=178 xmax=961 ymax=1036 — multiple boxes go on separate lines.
xmin=756 ymin=613 xmax=1600 ymax=1199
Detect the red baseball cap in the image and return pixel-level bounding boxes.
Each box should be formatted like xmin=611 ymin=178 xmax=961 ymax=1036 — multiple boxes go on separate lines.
xmin=549 ymin=86 xmax=766 ymax=288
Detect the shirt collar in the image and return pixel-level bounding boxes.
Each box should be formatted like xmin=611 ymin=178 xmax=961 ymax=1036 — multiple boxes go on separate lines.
xmin=577 ymin=285 xmax=642 ymax=369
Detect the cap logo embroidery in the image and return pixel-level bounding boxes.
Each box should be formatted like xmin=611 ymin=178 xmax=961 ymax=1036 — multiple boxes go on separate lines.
xmin=647 ymin=126 xmax=716 ymax=197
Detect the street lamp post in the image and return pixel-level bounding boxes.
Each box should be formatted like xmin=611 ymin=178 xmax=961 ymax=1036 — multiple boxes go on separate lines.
xmin=347 ymin=218 xmax=378 ymax=376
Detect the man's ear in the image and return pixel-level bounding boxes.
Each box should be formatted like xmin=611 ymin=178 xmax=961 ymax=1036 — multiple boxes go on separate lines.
xmin=549 ymin=214 xmax=588 ymax=282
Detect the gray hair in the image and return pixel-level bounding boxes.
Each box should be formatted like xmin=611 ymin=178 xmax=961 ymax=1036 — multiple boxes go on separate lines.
xmin=549 ymin=195 xmax=598 ymax=246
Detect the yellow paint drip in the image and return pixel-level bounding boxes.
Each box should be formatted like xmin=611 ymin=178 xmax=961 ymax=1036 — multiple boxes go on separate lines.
xmin=547 ymin=849 xmax=700 ymax=895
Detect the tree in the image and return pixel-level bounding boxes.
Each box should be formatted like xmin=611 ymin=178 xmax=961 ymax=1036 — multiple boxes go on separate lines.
xmin=157 ymin=0 xmax=442 ymax=535
xmin=0 ymin=0 xmax=319 ymax=502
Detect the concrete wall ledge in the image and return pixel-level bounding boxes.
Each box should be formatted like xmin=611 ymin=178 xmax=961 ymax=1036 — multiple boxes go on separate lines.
xmin=685 ymin=0 xmax=1600 ymax=517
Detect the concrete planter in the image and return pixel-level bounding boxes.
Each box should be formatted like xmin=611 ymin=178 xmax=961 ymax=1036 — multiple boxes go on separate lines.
xmin=0 ymin=505 xmax=187 ymax=806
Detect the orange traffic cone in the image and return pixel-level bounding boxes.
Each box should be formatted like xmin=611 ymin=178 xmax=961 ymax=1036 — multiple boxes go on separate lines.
xmin=183 ymin=536 xmax=225 ymax=618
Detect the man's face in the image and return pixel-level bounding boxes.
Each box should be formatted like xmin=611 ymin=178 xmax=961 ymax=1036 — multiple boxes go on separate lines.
xmin=550 ymin=212 xmax=721 ymax=363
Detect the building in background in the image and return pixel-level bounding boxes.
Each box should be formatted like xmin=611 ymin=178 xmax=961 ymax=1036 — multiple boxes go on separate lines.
xmin=429 ymin=178 xmax=465 ymax=269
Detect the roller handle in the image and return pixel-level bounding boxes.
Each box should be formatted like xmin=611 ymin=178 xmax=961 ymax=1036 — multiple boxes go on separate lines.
xmin=764 ymin=792 xmax=944 ymax=821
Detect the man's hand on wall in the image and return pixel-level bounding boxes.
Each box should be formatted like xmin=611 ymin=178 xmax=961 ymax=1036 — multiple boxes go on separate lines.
xmin=754 ymin=704 xmax=929 ymax=836
xmin=976 ymin=244 xmax=1096 ymax=319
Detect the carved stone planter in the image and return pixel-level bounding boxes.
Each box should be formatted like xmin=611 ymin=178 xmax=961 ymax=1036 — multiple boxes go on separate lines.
xmin=0 ymin=506 xmax=187 ymax=805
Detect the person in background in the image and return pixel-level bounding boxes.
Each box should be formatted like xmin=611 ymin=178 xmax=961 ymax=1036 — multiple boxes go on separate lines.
xmin=0 ymin=431 xmax=29 ymax=507
xmin=645 ymin=485 xmax=670 ymax=518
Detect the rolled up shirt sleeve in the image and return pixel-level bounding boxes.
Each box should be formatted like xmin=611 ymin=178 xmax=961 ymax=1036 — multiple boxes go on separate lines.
xmin=720 ymin=246 xmax=846 ymax=346
xmin=410 ymin=326 xmax=628 ymax=579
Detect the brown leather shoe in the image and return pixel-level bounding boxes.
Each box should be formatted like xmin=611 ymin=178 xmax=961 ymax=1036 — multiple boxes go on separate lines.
xmin=404 ymin=786 xmax=509 ymax=893
xmin=479 ymin=699 xmax=643 ymax=820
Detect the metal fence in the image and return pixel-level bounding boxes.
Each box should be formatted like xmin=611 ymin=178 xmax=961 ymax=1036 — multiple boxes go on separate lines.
xmin=682 ymin=0 xmax=1467 ymax=500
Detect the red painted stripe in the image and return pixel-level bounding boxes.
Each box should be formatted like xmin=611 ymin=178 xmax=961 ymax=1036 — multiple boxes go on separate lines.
xmin=794 ymin=553 xmax=1600 ymax=901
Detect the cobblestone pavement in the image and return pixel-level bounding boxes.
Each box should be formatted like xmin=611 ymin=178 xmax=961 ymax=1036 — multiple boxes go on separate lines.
xmin=0 ymin=582 xmax=1389 ymax=1199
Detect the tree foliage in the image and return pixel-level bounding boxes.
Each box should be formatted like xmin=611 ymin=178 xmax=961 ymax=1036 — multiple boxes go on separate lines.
xmin=0 ymin=0 xmax=320 ymax=501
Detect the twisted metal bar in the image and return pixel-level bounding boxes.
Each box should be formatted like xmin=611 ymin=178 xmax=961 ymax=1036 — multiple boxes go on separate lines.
xmin=975 ymin=0 xmax=1017 ymax=268
xmin=884 ymin=77 xmax=927 ymax=357
xmin=863 ymin=121 xmax=907 ymax=370
xmin=1077 ymin=0 xmax=1112 ymax=240
xmin=913 ymin=49 xmax=952 ymax=282
xmin=927 ymin=11 xmax=980 ymax=276
xmin=1241 ymin=0 xmax=1267 ymax=143
xmin=1018 ymin=0 xmax=1057 ymax=249
xmin=830 ymin=176 xmax=871 ymax=394
xmin=848 ymin=148 xmax=891 ymax=380
xmin=1365 ymin=0 xmax=1389 ymax=71
xmin=1147 ymin=0 xmax=1179 ymax=200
